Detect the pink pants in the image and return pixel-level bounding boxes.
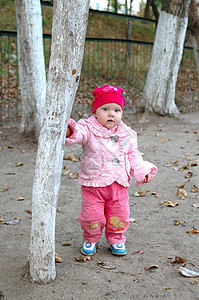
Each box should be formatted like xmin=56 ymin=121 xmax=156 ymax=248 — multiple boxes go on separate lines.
xmin=79 ymin=182 xmax=130 ymax=245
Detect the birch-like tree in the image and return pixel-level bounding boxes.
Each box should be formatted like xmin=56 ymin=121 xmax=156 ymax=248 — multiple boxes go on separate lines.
xmin=142 ymin=0 xmax=191 ymax=116
xmin=189 ymin=0 xmax=199 ymax=77
xmin=15 ymin=0 xmax=46 ymax=138
xmin=29 ymin=0 xmax=90 ymax=284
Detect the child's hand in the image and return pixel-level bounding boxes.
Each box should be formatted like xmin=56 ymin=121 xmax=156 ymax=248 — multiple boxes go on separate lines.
xmin=66 ymin=126 xmax=72 ymax=138
xmin=144 ymin=174 xmax=151 ymax=183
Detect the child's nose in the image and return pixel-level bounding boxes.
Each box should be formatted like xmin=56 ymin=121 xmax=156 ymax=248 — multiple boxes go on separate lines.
xmin=108 ymin=110 xmax=114 ymax=116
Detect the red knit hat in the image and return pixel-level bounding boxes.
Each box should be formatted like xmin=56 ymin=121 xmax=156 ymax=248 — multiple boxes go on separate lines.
xmin=92 ymin=85 xmax=125 ymax=113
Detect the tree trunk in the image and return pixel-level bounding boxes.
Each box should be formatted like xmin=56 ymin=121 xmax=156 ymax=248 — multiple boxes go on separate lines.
xmin=189 ymin=0 xmax=199 ymax=77
xmin=142 ymin=0 xmax=191 ymax=116
xmin=29 ymin=0 xmax=89 ymax=284
xmin=15 ymin=0 xmax=46 ymax=139
xmin=144 ymin=0 xmax=152 ymax=18
xmin=151 ymin=0 xmax=159 ymax=20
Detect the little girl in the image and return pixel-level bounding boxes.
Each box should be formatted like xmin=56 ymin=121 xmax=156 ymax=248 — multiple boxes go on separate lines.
xmin=65 ymin=85 xmax=157 ymax=256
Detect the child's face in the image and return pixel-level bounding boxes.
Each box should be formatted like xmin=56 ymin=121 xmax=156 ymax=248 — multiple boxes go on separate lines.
xmin=94 ymin=103 xmax=123 ymax=129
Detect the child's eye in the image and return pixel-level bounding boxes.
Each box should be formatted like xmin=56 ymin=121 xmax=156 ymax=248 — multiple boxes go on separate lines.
xmin=115 ymin=109 xmax=120 ymax=112
xmin=103 ymin=108 xmax=107 ymax=111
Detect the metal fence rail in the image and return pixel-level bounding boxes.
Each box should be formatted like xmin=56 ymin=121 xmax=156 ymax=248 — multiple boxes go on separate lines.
xmin=0 ymin=9 xmax=199 ymax=125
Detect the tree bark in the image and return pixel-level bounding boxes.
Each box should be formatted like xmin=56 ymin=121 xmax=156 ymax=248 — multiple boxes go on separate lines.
xmin=29 ymin=0 xmax=89 ymax=284
xmin=15 ymin=0 xmax=46 ymax=139
xmin=189 ymin=0 xmax=199 ymax=77
xmin=142 ymin=0 xmax=191 ymax=116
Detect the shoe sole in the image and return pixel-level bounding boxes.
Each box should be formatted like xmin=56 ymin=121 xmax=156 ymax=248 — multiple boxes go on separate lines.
xmin=110 ymin=246 xmax=127 ymax=256
xmin=81 ymin=248 xmax=96 ymax=256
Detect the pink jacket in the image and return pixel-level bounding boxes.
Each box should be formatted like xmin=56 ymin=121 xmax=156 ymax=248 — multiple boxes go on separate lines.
xmin=65 ymin=115 xmax=157 ymax=187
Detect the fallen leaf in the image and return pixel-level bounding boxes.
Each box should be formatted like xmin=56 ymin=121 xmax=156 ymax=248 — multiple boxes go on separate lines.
xmin=192 ymin=203 xmax=199 ymax=208
xmin=14 ymin=197 xmax=26 ymax=201
xmin=5 ymin=217 xmax=20 ymax=225
xmin=190 ymin=163 xmax=197 ymax=167
xmin=178 ymin=164 xmax=189 ymax=172
xmin=190 ymin=280 xmax=198 ymax=285
xmin=64 ymin=155 xmax=81 ymax=162
xmin=63 ymin=168 xmax=70 ymax=176
xmin=69 ymin=172 xmax=78 ymax=179
xmin=55 ymin=252 xmax=63 ymax=263
xmin=16 ymin=162 xmax=23 ymax=167
xmin=25 ymin=209 xmax=32 ymax=214
xmin=76 ymin=255 xmax=93 ymax=262
xmin=168 ymin=256 xmax=187 ymax=264
xmin=177 ymin=188 xmax=187 ymax=200
xmin=184 ymin=172 xmax=193 ymax=178
xmin=129 ymin=217 xmax=136 ymax=223
xmin=179 ymin=267 xmax=199 ymax=278
xmin=8 ymin=145 xmax=14 ymax=149
xmin=133 ymin=192 xmax=140 ymax=197
xmin=0 ymin=187 xmax=9 ymax=192
xmin=145 ymin=265 xmax=158 ymax=270
xmin=135 ymin=250 xmax=145 ymax=255
xmin=98 ymin=261 xmax=116 ymax=269
xmin=62 ymin=242 xmax=71 ymax=246
xmin=0 ymin=217 xmax=4 ymax=223
xmin=138 ymin=189 xmax=150 ymax=197
xmin=177 ymin=183 xmax=185 ymax=188
xmin=187 ymin=229 xmax=198 ymax=234
xmin=162 ymin=200 xmax=179 ymax=207
xmin=189 ymin=185 xmax=199 ymax=193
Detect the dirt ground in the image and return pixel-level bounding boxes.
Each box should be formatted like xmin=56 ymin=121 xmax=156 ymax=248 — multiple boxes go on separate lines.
xmin=0 ymin=111 xmax=199 ymax=300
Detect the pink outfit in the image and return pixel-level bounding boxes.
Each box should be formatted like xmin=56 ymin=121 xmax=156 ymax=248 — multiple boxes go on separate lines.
xmin=65 ymin=115 xmax=157 ymax=244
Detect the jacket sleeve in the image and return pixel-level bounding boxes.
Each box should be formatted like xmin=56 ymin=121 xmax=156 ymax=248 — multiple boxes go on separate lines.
xmin=128 ymin=131 xmax=157 ymax=186
xmin=65 ymin=118 xmax=90 ymax=147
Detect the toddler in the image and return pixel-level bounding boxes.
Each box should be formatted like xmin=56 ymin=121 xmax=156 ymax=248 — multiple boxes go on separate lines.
xmin=65 ymin=85 xmax=157 ymax=256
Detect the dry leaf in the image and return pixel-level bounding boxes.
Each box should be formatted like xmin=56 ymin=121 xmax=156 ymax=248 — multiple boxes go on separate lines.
xmin=184 ymin=172 xmax=193 ymax=178
xmin=63 ymin=168 xmax=70 ymax=176
xmin=98 ymin=261 xmax=116 ymax=269
xmin=177 ymin=188 xmax=187 ymax=200
xmin=76 ymin=255 xmax=93 ymax=262
xmin=0 ymin=187 xmax=9 ymax=192
xmin=8 ymin=145 xmax=14 ymax=149
xmin=145 ymin=265 xmax=158 ymax=270
xmin=177 ymin=183 xmax=185 ymax=188
xmin=178 ymin=164 xmax=189 ymax=172
xmin=62 ymin=242 xmax=71 ymax=246
xmin=168 ymin=256 xmax=187 ymax=264
xmin=16 ymin=162 xmax=23 ymax=167
xmin=137 ymin=189 xmax=150 ymax=197
xmin=5 ymin=217 xmax=20 ymax=225
xmin=187 ymin=229 xmax=198 ymax=234
xmin=0 ymin=217 xmax=4 ymax=223
xmin=25 ymin=209 xmax=32 ymax=214
xmin=162 ymin=200 xmax=179 ymax=207
xmin=189 ymin=185 xmax=199 ymax=193
xmin=55 ymin=252 xmax=63 ymax=263
xmin=64 ymin=155 xmax=81 ymax=162
xmin=69 ymin=172 xmax=78 ymax=179
xmin=179 ymin=267 xmax=199 ymax=278
xmin=135 ymin=250 xmax=145 ymax=255
xmin=190 ymin=280 xmax=198 ymax=285
xmin=14 ymin=197 xmax=26 ymax=201
xmin=190 ymin=163 xmax=197 ymax=167
xmin=129 ymin=217 xmax=136 ymax=223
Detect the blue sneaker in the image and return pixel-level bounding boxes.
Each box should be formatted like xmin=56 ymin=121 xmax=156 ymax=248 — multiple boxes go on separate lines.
xmin=110 ymin=243 xmax=126 ymax=256
xmin=81 ymin=242 xmax=98 ymax=255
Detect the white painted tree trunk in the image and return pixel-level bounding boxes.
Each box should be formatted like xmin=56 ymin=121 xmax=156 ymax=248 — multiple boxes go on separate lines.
xmin=29 ymin=0 xmax=90 ymax=284
xmin=15 ymin=0 xmax=46 ymax=138
xmin=142 ymin=0 xmax=191 ymax=116
xmin=189 ymin=0 xmax=199 ymax=77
